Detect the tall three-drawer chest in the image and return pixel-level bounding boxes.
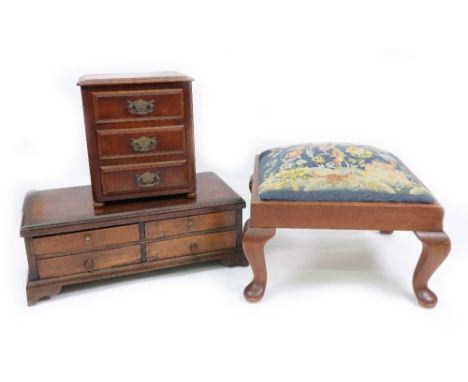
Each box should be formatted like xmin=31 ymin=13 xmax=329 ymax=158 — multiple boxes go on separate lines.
xmin=78 ymin=72 xmax=196 ymax=205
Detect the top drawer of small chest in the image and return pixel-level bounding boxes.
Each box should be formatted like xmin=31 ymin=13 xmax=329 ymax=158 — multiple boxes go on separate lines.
xmin=92 ymin=88 xmax=184 ymax=124
xmin=78 ymin=72 xmax=193 ymax=126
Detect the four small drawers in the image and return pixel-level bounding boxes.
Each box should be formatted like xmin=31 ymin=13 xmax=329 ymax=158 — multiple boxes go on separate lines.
xmin=32 ymin=211 xmax=239 ymax=280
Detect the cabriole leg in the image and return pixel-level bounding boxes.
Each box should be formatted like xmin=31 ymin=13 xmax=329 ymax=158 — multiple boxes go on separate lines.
xmin=413 ymin=231 xmax=451 ymax=308
xmin=242 ymin=219 xmax=276 ymax=302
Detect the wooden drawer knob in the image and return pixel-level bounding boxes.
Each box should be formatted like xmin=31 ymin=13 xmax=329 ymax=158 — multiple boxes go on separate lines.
xmin=83 ymin=258 xmax=95 ymax=271
xmin=189 ymin=242 xmax=199 ymax=253
xmin=84 ymin=234 xmax=92 ymax=244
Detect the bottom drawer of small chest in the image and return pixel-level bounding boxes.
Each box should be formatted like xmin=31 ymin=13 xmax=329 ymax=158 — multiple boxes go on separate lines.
xmin=36 ymin=245 xmax=141 ymax=279
xmin=100 ymin=160 xmax=187 ymax=196
xmin=146 ymin=231 xmax=237 ymax=261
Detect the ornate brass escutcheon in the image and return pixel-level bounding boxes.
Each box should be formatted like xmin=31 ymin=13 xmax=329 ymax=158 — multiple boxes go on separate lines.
xmin=130 ymin=136 xmax=157 ymax=153
xmin=136 ymin=171 xmax=161 ymax=187
xmin=127 ymin=99 xmax=155 ymax=115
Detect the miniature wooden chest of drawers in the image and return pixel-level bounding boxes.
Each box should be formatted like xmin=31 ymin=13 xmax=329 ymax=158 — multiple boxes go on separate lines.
xmin=20 ymin=173 xmax=246 ymax=305
xmin=78 ymin=72 xmax=196 ymax=205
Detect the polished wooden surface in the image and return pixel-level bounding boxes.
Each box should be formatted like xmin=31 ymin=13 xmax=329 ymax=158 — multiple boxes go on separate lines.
xmin=145 ymin=211 xmax=236 ymax=239
xmin=242 ymin=219 xmax=275 ymax=302
xmin=37 ymin=245 xmax=141 ymax=279
xmin=79 ymin=72 xmax=196 ymax=203
xmin=21 ymin=172 xmax=243 ymax=237
xmin=147 ymin=231 xmax=237 ymax=260
xmin=93 ymin=88 xmax=184 ymax=123
xmin=243 ymin=156 xmax=451 ymax=307
xmin=413 ymin=231 xmax=451 ymax=307
xmin=100 ymin=160 xmax=188 ymax=196
xmin=97 ymin=125 xmax=185 ymax=160
xmin=20 ymin=172 xmax=246 ymax=305
xmin=78 ymin=71 xmax=193 ymax=86
xmin=33 ymin=224 xmax=139 ymax=257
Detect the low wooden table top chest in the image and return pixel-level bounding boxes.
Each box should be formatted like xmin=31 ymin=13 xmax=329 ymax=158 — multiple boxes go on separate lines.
xmin=78 ymin=72 xmax=196 ymax=205
xmin=20 ymin=172 xmax=246 ymax=306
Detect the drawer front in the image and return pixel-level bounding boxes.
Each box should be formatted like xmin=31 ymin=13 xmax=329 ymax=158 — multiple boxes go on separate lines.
xmin=97 ymin=125 xmax=185 ymax=160
xmin=147 ymin=231 xmax=237 ymax=261
xmin=93 ymin=88 xmax=184 ymax=124
xmin=33 ymin=224 xmax=140 ymax=257
xmin=36 ymin=245 xmax=141 ymax=279
xmin=146 ymin=211 xmax=237 ymax=239
xmin=100 ymin=160 xmax=187 ymax=196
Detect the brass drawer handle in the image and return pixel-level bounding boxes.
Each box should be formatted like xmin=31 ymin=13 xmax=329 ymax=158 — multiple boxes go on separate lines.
xmin=130 ymin=136 xmax=157 ymax=153
xmin=127 ymin=99 xmax=154 ymax=115
xmin=83 ymin=258 xmax=95 ymax=271
xmin=84 ymin=234 xmax=92 ymax=244
xmin=136 ymin=171 xmax=160 ymax=187
xmin=189 ymin=242 xmax=199 ymax=253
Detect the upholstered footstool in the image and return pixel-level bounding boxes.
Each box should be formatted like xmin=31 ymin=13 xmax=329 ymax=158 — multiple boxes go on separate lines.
xmin=242 ymin=143 xmax=451 ymax=307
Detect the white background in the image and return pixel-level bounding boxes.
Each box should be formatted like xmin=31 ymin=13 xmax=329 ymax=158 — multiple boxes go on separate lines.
xmin=2 ymin=1 xmax=467 ymax=381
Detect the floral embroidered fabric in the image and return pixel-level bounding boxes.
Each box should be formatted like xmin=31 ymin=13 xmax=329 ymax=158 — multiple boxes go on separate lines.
xmin=258 ymin=143 xmax=434 ymax=203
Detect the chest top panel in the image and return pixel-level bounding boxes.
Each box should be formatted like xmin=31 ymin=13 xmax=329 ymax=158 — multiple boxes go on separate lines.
xmin=21 ymin=172 xmax=244 ymax=237
xmin=77 ymin=71 xmax=193 ymax=87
